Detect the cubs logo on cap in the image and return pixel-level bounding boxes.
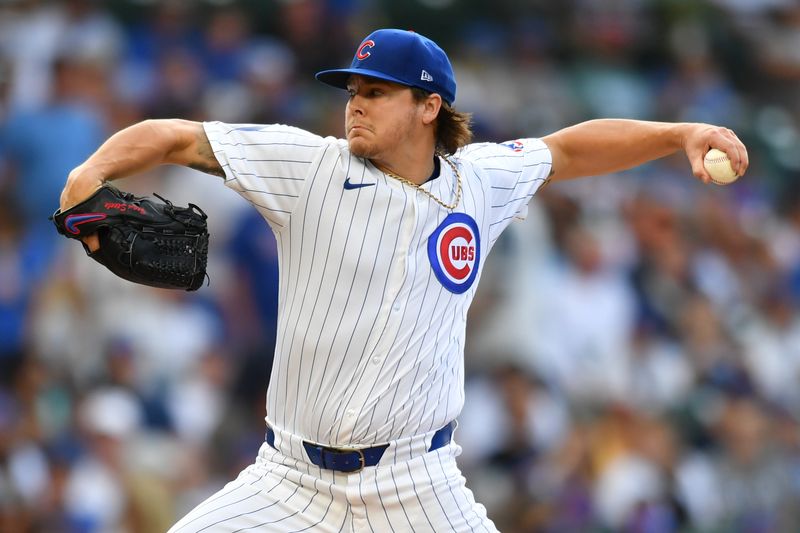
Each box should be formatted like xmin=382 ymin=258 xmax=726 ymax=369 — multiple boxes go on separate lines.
xmin=315 ymin=29 xmax=457 ymax=105
xmin=428 ymin=213 xmax=481 ymax=294
xmin=356 ymin=40 xmax=375 ymax=59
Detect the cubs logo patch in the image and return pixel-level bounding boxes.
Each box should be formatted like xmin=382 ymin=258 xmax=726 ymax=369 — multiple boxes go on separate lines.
xmin=501 ymin=140 xmax=524 ymax=152
xmin=427 ymin=213 xmax=481 ymax=294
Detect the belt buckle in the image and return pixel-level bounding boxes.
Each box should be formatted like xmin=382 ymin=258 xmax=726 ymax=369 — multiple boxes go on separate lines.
xmin=321 ymin=445 xmax=366 ymax=473
xmin=349 ymin=447 xmax=366 ymax=473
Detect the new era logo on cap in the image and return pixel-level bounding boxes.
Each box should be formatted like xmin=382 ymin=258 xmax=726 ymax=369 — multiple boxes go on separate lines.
xmin=315 ymin=29 xmax=457 ymax=105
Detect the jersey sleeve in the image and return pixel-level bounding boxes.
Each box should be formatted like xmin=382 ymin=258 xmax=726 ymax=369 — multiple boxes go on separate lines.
xmin=459 ymin=138 xmax=552 ymax=242
xmin=203 ymin=121 xmax=328 ymax=230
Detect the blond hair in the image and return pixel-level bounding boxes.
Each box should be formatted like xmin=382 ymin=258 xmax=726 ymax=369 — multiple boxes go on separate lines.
xmin=411 ymin=88 xmax=473 ymax=155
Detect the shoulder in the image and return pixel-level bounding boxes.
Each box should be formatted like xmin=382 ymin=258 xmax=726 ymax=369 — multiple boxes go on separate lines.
xmin=456 ymin=138 xmax=550 ymax=163
xmin=454 ymin=139 xmax=551 ymax=177
xmin=203 ymin=121 xmax=337 ymax=148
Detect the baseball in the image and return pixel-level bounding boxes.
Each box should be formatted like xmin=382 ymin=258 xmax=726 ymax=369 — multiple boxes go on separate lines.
xmin=704 ymin=148 xmax=738 ymax=185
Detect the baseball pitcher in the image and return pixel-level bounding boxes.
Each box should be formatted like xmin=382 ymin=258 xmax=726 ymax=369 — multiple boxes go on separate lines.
xmin=57 ymin=29 xmax=748 ymax=532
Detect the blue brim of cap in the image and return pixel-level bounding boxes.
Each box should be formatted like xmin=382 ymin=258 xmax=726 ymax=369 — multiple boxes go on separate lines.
xmin=315 ymin=68 xmax=414 ymax=92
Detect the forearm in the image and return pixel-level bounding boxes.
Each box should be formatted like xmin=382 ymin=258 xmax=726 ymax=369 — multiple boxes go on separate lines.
xmin=60 ymin=119 xmax=220 ymax=211
xmin=69 ymin=119 xmax=195 ymax=183
xmin=542 ymin=119 xmax=692 ymax=181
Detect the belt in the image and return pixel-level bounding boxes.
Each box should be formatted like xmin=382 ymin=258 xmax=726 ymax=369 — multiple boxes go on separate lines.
xmin=265 ymin=421 xmax=455 ymax=473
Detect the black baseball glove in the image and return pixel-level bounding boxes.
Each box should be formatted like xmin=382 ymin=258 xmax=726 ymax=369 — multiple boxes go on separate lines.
xmin=52 ymin=185 xmax=209 ymax=291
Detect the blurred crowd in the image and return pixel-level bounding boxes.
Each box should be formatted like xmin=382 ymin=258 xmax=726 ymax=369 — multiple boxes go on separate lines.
xmin=1 ymin=0 xmax=800 ymax=532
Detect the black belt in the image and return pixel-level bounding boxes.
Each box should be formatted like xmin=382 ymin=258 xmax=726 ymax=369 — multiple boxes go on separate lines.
xmin=265 ymin=421 xmax=455 ymax=473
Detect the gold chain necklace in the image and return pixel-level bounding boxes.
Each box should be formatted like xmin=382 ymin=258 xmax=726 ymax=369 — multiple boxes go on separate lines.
xmin=375 ymin=152 xmax=462 ymax=210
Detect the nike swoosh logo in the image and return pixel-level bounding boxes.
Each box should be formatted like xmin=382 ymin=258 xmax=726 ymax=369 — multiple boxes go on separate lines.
xmin=343 ymin=177 xmax=375 ymax=190
xmin=64 ymin=213 xmax=107 ymax=234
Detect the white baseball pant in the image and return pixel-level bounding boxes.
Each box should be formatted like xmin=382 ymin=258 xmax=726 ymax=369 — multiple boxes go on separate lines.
xmin=168 ymin=426 xmax=498 ymax=532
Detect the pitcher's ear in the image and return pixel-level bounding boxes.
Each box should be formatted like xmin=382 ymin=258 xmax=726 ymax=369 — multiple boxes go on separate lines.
xmin=421 ymin=93 xmax=442 ymax=126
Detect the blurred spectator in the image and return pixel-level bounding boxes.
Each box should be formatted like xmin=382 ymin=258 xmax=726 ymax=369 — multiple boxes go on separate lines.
xmin=0 ymin=55 xmax=108 ymax=227
xmin=626 ymin=192 xmax=696 ymax=337
xmin=769 ymin=178 xmax=800 ymax=298
xmin=63 ymin=387 xmax=173 ymax=532
xmin=534 ymin=224 xmax=637 ymax=403
xmin=0 ymin=0 xmax=122 ymax=111
xmin=119 ymin=0 xmax=202 ymax=106
xmin=566 ymin=0 xmax=656 ymax=119
xmin=199 ymin=6 xmax=253 ymax=83
xmin=460 ymin=364 xmax=571 ymax=531
xmin=658 ymin=17 xmax=746 ymax=126
xmin=276 ymin=0 xmax=348 ymax=74
xmin=230 ymin=38 xmax=302 ymax=124
xmin=592 ymin=410 xmax=685 ymax=531
xmin=145 ymin=48 xmax=206 ymax=119
xmin=736 ymin=285 xmax=800 ymax=410
xmin=677 ymin=393 xmax=800 ymax=531
xmin=224 ymin=208 xmax=280 ymax=352
xmin=0 ymin=194 xmax=51 ymax=384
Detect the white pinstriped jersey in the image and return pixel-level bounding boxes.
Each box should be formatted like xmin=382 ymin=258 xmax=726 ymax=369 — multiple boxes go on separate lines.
xmin=203 ymin=121 xmax=552 ymax=448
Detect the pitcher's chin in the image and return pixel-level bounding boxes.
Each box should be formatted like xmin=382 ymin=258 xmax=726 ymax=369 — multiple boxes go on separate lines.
xmin=347 ymin=137 xmax=375 ymax=159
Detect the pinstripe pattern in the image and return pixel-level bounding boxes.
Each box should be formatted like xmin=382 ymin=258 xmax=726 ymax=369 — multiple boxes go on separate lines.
xmin=169 ymin=444 xmax=351 ymax=533
xmin=170 ymin=443 xmax=497 ymax=532
xmin=203 ymin=121 xmax=550 ymax=444
xmin=196 ymin=122 xmax=550 ymax=530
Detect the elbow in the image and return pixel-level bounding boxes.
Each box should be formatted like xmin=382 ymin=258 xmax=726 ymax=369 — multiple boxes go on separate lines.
xmin=541 ymin=133 xmax=573 ymax=181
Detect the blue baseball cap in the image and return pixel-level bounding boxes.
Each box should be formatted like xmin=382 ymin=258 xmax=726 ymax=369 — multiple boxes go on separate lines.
xmin=316 ymin=29 xmax=456 ymax=105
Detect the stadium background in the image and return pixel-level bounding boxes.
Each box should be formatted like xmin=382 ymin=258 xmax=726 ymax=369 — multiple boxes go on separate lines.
xmin=2 ymin=0 xmax=800 ymax=531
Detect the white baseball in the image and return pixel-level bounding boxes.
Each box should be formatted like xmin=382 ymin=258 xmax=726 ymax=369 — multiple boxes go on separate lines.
xmin=703 ymin=148 xmax=738 ymax=185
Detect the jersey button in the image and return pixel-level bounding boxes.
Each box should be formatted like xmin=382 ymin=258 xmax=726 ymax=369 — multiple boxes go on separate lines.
xmin=393 ymin=302 xmax=401 ymax=312
xmin=372 ymin=356 xmax=382 ymax=365
xmin=346 ymin=408 xmax=356 ymax=418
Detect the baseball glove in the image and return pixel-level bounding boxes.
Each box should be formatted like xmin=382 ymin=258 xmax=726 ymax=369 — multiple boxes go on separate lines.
xmin=52 ymin=185 xmax=209 ymax=291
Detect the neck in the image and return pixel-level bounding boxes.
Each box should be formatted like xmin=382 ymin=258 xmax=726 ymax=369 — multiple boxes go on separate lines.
xmin=371 ymin=146 xmax=437 ymax=186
